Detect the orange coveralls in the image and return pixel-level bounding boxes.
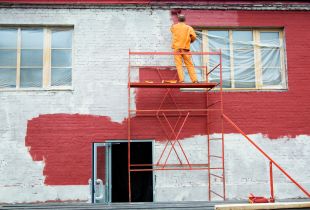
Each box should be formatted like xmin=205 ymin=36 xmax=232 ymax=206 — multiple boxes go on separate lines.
xmin=171 ymin=22 xmax=198 ymax=83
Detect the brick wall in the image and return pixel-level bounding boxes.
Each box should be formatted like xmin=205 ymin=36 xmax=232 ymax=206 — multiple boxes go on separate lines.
xmin=0 ymin=8 xmax=309 ymax=203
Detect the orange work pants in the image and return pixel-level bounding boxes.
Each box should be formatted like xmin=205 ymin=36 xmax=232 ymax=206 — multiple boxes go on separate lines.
xmin=174 ymin=49 xmax=198 ymax=82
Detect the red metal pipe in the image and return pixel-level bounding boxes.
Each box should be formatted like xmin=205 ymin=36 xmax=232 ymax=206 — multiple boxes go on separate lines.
xmin=210 ymin=173 xmax=224 ymax=179
xmin=129 ymin=167 xmax=223 ymax=172
xmin=129 ymin=82 xmax=217 ymax=88
xmin=131 ymin=109 xmax=221 ymax=112
xmin=210 ymin=155 xmax=223 ymax=159
xmin=223 ymin=113 xmax=310 ymax=198
xmin=156 ymin=115 xmax=183 ymax=165
xmin=129 ymin=51 xmax=221 ymax=55
xmin=162 ymin=113 xmax=192 ymax=168
xmin=206 ymin=100 xmax=222 ymax=108
xmin=130 ymin=65 xmax=207 ymax=68
xmin=270 ymin=161 xmax=275 ymax=200
xmin=206 ymin=63 xmax=221 ymax=76
xmin=130 ymin=163 xmax=209 ymax=167
xmin=210 ymin=190 xmax=224 ymax=199
xmin=220 ymin=50 xmax=226 ymax=200
xmin=134 ymin=113 xmax=209 ymax=117
xmin=207 ymin=87 xmax=211 ymax=201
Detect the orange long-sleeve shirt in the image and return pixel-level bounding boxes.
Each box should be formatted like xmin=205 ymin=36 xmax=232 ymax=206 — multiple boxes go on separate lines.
xmin=171 ymin=22 xmax=197 ymax=50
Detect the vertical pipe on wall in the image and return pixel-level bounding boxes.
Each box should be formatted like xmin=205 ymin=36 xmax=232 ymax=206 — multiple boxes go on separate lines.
xmin=220 ymin=50 xmax=226 ymax=200
xmin=270 ymin=161 xmax=275 ymax=200
xmin=207 ymin=79 xmax=211 ymax=201
xmin=128 ymin=49 xmax=132 ymax=202
xmin=91 ymin=143 xmax=95 ymax=203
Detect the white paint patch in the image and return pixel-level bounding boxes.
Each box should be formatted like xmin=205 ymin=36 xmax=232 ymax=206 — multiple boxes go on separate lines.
xmin=154 ymin=134 xmax=310 ymax=201
xmin=0 ymin=8 xmax=172 ymax=203
xmin=0 ymin=139 xmax=89 ymax=203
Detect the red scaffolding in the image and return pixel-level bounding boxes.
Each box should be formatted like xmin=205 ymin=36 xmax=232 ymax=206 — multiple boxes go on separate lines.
xmin=127 ymin=50 xmax=226 ymax=201
xmin=127 ymin=50 xmax=310 ymax=202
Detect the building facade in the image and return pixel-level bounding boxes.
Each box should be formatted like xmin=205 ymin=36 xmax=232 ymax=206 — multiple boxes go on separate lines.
xmin=0 ymin=0 xmax=309 ymax=203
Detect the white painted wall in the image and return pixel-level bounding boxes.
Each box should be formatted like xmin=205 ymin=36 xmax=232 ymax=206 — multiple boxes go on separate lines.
xmin=0 ymin=8 xmax=172 ymax=203
xmin=154 ymin=134 xmax=310 ymax=201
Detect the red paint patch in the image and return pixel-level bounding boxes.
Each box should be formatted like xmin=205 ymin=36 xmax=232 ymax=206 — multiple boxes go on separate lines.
xmin=26 ymin=111 xmax=208 ymax=185
xmin=171 ymin=10 xmax=310 ymax=139
xmin=26 ymin=11 xmax=310 ymax=185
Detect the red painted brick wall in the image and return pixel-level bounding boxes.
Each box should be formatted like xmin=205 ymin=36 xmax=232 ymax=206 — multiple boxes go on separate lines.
xmin=25 ymin=10 xmax=310 ymax=185
xmin=181 ymin=10 xmax=310 ymax=138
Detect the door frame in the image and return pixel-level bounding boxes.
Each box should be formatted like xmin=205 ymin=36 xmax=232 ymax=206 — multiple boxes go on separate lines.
xmin=105 ymin=139 xmax=156 ymax=203
xmin=91 ymin=142 xmax=109 ymax=204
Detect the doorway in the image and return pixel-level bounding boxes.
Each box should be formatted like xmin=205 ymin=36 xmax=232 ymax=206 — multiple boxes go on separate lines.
xmin=91 ymin=141 xmax=153 ymax=203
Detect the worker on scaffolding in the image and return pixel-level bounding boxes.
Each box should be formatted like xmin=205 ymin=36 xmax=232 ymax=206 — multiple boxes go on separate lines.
xmin=171 ymin=14 xmax=198 ymax=83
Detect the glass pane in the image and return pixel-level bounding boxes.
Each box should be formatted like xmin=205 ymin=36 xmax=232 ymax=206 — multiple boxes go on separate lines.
xmin=0 ymin=28 xmax=17 ymax=48
xmin=207 ymin=31 xmax=231 ymax=87
xmin=262 ymin=67 xmax=281 ymax=86
xmin=261 ymin=48 xmax=281 ymax=68
xmin=52 ymin=49 xmax=72 ymax=67
xmin=208 ymin=30 xmax=230 ymax=50
xmin=0 ymin=68 xmax=16 ymax=88
xmin=260 ymin=33 xmax=282 ymax=86
xmin=234 ymin=68 xmax=256 ymax=88
xmin=232 ymin=31 xmax=255 ymax=88
xmin=0 ymin=50 xmax=17 ymax=66
xmin=260 ymin=32 xmax=280 ymax=45
xmin=262 ymin=48 xmax=281 ymax=86
xmin=209 ymin=50 xmax=230 ymax=68
xmin=234 ymin=50 xmax=255 ymax=88
xmin=52 ymin=29 xmax=73 ymax=48
xmin=208 ymin=49 xmax=231 ymax=88
xmin=21 ymin=29 xmax=43 ymax=49
xmin=209 ymin=67 xmax=231 ymax=88
xmin=234 ymin=50 xmax=255 ymax=68
xmin=20 ymin=68 xmax=42 ymax=87
xmin=233 ymin=31 xmax=252 ymax=42
xmin=21 ymin=50 xmax=43 ymax=66
xmin=51 ymin=68 xmax=72 ymax=86
xmin=233 ymin=31 xmax=253 ymax=49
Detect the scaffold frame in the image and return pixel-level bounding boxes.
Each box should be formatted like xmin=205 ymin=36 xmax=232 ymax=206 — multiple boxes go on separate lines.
xmin=127 ymin=50 xmax=226 ymax=202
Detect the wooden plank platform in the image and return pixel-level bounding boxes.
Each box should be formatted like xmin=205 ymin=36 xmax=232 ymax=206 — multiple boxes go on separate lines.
xmin=215 ymin=201 xmax=310 ymax=210
xmin=129 ymin=82 xmax=218 ymax=89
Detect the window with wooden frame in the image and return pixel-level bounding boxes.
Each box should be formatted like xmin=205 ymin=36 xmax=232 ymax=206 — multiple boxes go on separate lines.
xmin=186 ymin=29 xmax=287 ymax=90
xmin=0 ymin=27 xmax=73 ymax=90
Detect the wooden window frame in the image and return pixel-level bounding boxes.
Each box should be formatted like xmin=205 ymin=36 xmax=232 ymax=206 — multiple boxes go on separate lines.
xmin=0 ymin=26 xmax=73 ymax=91
xmin=201 ymin=28 xmax=287 ymax=91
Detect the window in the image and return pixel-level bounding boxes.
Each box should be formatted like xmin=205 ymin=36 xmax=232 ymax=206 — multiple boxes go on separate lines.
xmin=0 ymin=27 xmax=73 ymax=89
xmin=187 ymin=29 xmax=287 ymax=90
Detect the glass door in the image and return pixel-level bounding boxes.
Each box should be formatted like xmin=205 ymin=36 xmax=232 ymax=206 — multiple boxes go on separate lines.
xmin=91 ymin=142 xmax=111 ymax=203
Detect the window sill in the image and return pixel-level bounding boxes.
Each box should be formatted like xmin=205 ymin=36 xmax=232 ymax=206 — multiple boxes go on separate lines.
xmin=0 ymin=87 xmax=74 ymax=92
xmin=180 ymin=87 xmax=288 ymax=92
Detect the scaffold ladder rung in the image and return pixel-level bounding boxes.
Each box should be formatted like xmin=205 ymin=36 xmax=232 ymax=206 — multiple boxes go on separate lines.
xmin=210 ymin=190 xmax=224 ymax=199
xmin=209 ymin=138 xmax=222 ymax=141
xmin=210 ymin=173 xmax=224 ymax=179
xmin=210 ymin=155 xmax=223 ymax=159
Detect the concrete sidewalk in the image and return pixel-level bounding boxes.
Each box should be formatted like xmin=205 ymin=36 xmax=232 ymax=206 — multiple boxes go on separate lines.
xmin=1 ymin=200 xmax=310 ymax=210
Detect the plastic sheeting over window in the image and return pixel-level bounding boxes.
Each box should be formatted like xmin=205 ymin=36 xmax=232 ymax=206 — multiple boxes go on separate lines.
xmin=188 ymin=29 xmax=286 ymax=89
